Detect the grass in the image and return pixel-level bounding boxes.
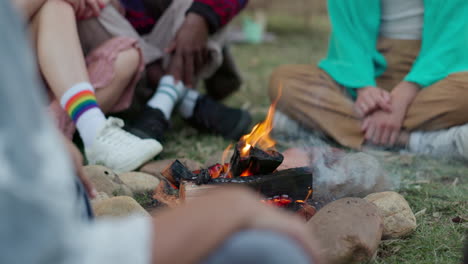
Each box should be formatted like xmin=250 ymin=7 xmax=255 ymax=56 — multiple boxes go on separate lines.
xmin=150 ymin=14 xmax=467 ymax=264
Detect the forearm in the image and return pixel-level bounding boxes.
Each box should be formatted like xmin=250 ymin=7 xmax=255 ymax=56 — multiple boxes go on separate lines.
xmin=390 ymin=81 xmax=420 ymax=113
xmin=11 ymin=0 xmax=48 ymax=19
xmin=151 ymin=188 xmax=258 ymax=264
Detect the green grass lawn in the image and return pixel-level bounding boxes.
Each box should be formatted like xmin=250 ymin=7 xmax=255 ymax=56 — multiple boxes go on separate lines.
xmin=155 ymin=14 xmax=467 ymax=264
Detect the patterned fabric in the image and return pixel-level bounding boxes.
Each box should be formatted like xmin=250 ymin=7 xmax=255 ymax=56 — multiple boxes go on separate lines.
xmin=120 ymin=0 xmax=248 ymax=34
xmin=119 ymin=0 xmax=155 ymax=34
xmin=189 ymin=0 xmax=248 ymax=31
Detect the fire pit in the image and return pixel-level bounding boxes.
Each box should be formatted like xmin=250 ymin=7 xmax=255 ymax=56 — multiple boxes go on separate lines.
xmin=153 ymin=92 xmax=316 ymax=218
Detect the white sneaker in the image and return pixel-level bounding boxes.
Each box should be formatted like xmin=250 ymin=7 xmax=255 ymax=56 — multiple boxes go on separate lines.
xmin=272 ymin=110 xmax=325 ymax=142
xmin=85 ymin=117 xmax=163 ymax=173
xmin=408 ymin=124 xmax=468 ymax=161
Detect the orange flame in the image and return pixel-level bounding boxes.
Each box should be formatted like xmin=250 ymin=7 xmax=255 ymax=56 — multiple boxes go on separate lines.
xmin=239 ymin=84 xmax=282 ymax=156
xmin=222 ymin=143 xmax=233 ymax=165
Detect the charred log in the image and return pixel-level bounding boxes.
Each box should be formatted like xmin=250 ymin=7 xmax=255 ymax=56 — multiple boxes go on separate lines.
xmin=229 ymin=143 xmax=284 ymax=177
xmin=210 ymin=167 xmax=312 ymax=200
xmin=161 ymin=160 xmax=209 ymax=186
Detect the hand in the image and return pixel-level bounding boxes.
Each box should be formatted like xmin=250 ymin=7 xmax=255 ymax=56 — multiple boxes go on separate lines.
xmin=247 ymin=201 xmax=322 ymax=262
xmin=63 ymin=0 xmax=106 ymax=19
xmin=166 ymin=13 xmax=210 ymax=88
xmin=354 ymin=86 xmax=392 ymax=118
xmin=62 ymin=137 xmax=97 ymax=198
xmin=151 ymin=187 xmax=321 ymax=264
xmin=361 ymin=107 xmax=405 ymax=146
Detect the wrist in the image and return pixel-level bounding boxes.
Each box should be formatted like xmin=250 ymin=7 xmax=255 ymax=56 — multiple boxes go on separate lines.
xmin=390 ymin=81 xmax=419 ymax=111
xmin=186 ymin=11 xmax=210 ymax=34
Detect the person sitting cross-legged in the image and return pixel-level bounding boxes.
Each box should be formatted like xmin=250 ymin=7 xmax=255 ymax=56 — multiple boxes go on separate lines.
xmin=269 ymin=0 xmax=468 ymax=161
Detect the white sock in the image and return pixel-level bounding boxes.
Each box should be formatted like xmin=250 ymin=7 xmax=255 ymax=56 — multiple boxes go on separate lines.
xmin=408 ymin=124 xmax=468 ymax=159
xmin=178 ymin=89 xmax=200 ymax=119
xmin=60 ymin=82 xmax=106 ymax=148
xmin=147 ymin=75 xmax=186 ymax=120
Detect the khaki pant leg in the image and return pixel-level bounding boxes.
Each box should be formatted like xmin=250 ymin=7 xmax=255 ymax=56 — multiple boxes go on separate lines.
xmin=404 ymin=72 xmax=468 ymax=131
xmin=268 ymin=64 xmax=364 ymax=149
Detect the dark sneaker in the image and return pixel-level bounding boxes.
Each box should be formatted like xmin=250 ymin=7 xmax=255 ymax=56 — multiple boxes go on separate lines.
xmin=125 ymin=106 xmax=169 ymax=142
xmin=186 ymin=96 xmax=252 ymax=140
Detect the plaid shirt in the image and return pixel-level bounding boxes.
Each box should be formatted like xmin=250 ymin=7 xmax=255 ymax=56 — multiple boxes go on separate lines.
xmin=120 ymin=0 xmax=248 ymax=34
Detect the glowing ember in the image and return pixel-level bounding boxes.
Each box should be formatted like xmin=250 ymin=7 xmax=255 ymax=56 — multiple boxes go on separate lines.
xmin=261 ymin=195 xmax=293 ymax=208
xmin=240 ymin=166 xmax=253 ymax=177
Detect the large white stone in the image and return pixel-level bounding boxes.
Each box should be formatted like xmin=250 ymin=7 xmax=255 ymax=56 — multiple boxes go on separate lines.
xmin=119 ymin=172 xmax=161 ymax=193
xmin=83 ymin=165 xmax=132 ymax=197
xmin=365 ymin=191 xmax=417 ymax=239
xmin=93 ymin=196 xmax=150 ymax=218
xmin=307 ymin=198 xmax=383 ymax=264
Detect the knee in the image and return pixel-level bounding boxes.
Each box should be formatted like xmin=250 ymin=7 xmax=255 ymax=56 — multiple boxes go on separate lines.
xmin=116 ymin=47 xmax=141 ymax=74
xmin=268 ymin=64 xmax=295 ymax=102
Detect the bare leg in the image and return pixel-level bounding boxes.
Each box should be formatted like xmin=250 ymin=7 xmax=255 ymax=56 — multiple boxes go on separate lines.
xmin=95 ymin=47 xmax=140 ymax=113
xmin=31 ymin=0 xmax=140 ymax=113
xmin=31 ymin=0 xmax=90 ymax=99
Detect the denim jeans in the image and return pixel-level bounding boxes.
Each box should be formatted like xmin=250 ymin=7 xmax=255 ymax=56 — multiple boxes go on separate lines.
xmin=204 ymin=230 xmax=312 ymax=264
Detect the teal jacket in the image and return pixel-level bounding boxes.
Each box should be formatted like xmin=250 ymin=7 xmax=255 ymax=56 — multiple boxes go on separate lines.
xmin=319 ymin=0 xmax=468 ymax=99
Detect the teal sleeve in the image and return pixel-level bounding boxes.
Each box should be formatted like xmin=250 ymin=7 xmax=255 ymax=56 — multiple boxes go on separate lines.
xmin=319 ymin=0 xmax=387 ymax=98
xmin=404 ymin=0 xmax=468 ymax=87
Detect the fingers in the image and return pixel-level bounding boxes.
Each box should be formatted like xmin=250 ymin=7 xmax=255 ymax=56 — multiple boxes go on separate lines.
xmin=194 ymin=50 xmax=204 ymax=75
xmin=76 ymin=0 xmax=86 ymax=18
xmin=77 ymin=167 xmax=97 ymax=199
xmin=379 ymin=126 xmax=391 ymax=145
xmin=355 ymin=87 xmax=394 ymax=118
xmin=169 ymin=51 xmax=184 ymax=83
xmin=165 ymin=41 xmax=177 ymax=54
xmin=364 ymin=121 xmax=376 ymax=142
xmin=183 ymin=52 xmax=195 ymax=88
xmin=86 ymin=0 xmax=101 ymax=17
xmin=389 ymin=130 xmax=399 ymax=146
xmin=361 ymin=118 xmax=369 ymax=132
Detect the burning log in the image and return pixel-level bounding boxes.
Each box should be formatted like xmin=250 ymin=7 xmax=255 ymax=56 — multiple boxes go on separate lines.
xmin=229 ymin=142 xmax=284 ymax=177
xmin=210 ymin=167 xmax=311 ymax=198
xmin=161 ymin=160 xmax=213 ymax=186
xmin=182 ymin=167 xmax=313 ymax=201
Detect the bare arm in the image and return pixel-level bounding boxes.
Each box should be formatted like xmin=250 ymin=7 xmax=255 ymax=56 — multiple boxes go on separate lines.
xmin=11 ymin=0 xmax=48 ymax=19
xmin=151 ymin=187 xmax=320 ymax=264
xmin=390 ymin=81 xmax=420 ymax=115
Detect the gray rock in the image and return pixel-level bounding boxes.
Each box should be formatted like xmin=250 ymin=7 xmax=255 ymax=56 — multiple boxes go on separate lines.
xmin=119 ymin=172 xmax=161 ymax=193
xmin=83 ymin=165 xmax=132 ymax=197
xmin=93 ymin=196 xmax=150 ymax=218
xmin=307 ymin=197 xmax=383 ymax=264
xmin=364 ymin=191 xmax=417 ymax=239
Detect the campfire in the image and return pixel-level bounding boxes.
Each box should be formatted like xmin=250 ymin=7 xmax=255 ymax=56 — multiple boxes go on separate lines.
xmin=154 ymin=89 xmax=316 ymax=219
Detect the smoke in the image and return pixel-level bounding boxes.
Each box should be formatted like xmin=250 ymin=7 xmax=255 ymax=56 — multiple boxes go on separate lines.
xmin=276 ymin=133 xmax=400 ymax=208
xmin=272 ymin=109 xmax=401 ymax=207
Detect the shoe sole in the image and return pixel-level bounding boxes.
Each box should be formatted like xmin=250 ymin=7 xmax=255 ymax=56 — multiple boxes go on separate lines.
xmin=113 ymin=142 xmax=163 ymax=174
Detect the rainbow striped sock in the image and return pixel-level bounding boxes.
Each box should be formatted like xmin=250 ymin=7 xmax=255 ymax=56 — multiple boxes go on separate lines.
xmin=60 ymin=82 xmax=106 ymax=147
xmin=64 ymin=89 xmax=99 ymax=122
